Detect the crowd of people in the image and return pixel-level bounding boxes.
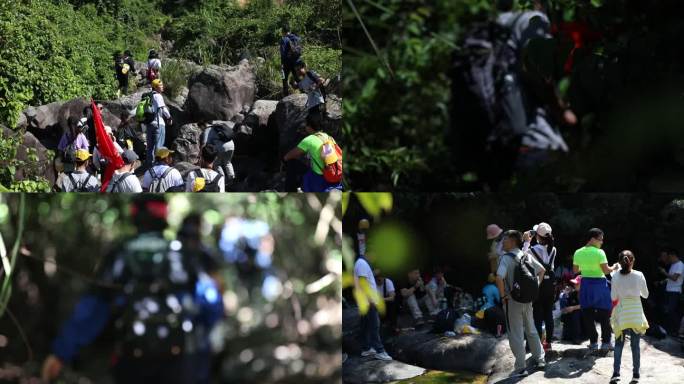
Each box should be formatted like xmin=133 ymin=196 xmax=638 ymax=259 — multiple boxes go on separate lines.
xmin=52 ymin=22 xmax=343 ymax=193
xmin=350 ymin=219 xmax=684 ymax=382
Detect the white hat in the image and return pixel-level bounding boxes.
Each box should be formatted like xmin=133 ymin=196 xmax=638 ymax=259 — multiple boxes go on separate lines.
xmin=533 ymin=222 xmax=552 ymax=237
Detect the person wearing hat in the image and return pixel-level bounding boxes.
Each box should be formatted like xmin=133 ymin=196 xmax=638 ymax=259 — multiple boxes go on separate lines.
xmin=106 ymin=149 xmax=142 ymax=193
xmin=573 ymin=228 xmax=620 ymax=352
xmin=57 ymin=116 xmax=91 ymax=174
xmin=186 ymin=144 xmax=225 ymax=192
xmin=93 ymin=125 xmax=125 ymax=174
xmin=142 ymin=147 xmax=184 ymax=192
xmin=523 ymin=222 xmax=557 ymax=351
xmin=560 ymin=275 xmax=584 ymax=343
xmin=486 ymin=224 xmax=505 ymax=274
xmin=56 ymin=149 xmax=101 ymax=192
xmin=144 ymin=79 xmax=172 ymax=166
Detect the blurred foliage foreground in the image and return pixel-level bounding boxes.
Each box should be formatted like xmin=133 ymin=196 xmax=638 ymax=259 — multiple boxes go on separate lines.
xmin=0 ymin=193 xmax=342 ymax=383
xmin=343 ymin=0 xmax=684 ymax=192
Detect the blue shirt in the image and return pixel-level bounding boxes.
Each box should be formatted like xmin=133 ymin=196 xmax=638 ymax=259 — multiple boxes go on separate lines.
xmin=481 ymin=283 xmax=501 ymax=311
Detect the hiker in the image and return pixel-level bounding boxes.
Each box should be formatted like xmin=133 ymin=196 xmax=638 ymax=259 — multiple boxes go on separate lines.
xmin=354 ymin=252 xmax=392 ymax=361
xmin=283 ymin=114 xmax=343 ymax=192
xmin=55 ymin=149 xmax=101 ymax=192
xmin=426 ymin=268 xmax=448 ymax=309
xmin=294 ymin=61 xmax=327 ymax=118
xmin=374 ymin=268 xmax=398 ymax=333
xmin=280 ymin=23 xmax=303 ymax=97
xmin=114 ymin=51 xmax=135 ymax=97
xmin=147 ymin=49 xmax=162 ymax=83
xmin=142 ymin=147 xmax=184 ymax=193
xmin=186 ymin=144 xmax=225 ymax=192
xmin=496 ymin=230 xmax=546 ymax=376
xmin=57 ymin=116 xmax=90 ymax=173
xmin=560 ymin=276 xmax=584 ymax=344
xmin=357 ymin=218 xmax=370 ymax=258
xmin=573 ymin=228 xmax=619 ymax=352
xmin=93 ymin=125 xmax=124 ymax=175
xmin=479 ymin=273 xmax=504 ymax=337
xmin=117 ymin=112 xmax=147 ymax=161
xmin=82 ymin=104 xmax=104 ymax=152
xmin=523 ymin=223 xmax=557 ymax=351
xmin=41 ymin=197 xmax=224 ymax=383
xmin=143 ymin=79 xmax=172 ymax=164
xmin=487 ymin=224 xmax=505 ymax=274
xmin=658 ymin=248 xmax=683 ymax=335
xmin=401 ymin=269 xmax=439 ymax=326
xmin=610 ymin=250 xmax=649 ymax=384
xmin=200 ymin=122 xmax=235 ymax=186
xmin=106 ymin=150 xmax=142 ymax=193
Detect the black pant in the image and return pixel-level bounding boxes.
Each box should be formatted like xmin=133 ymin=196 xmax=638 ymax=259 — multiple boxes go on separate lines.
xmin=282 ymin=63 xmax=298 ymax=98
xmin=581 ymin=307 xmax=612 ymax=345
xmin=117 ymin=75 xmax=129 ymax=95
xmin=113 ymin=356 xmax=195 ymax=384
xmin=284 ymin=159 xmax=307 ymax=192
xmin=533 ymin=297 xmax=555 ymax=342
xmin=664 ymin=291 xmax=681 ymax=334
xmin=381 ymin=299 xmax=398 ymax=330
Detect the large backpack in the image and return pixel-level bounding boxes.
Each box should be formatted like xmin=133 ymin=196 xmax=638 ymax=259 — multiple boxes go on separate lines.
xmin=506 ymin=252 xmax=539 ymax=303
xmin=62 ymin=134 xmax=78 ymax=163
xmin=286 ymin=34 xmax=303 ymax=62
xmin=111 ymin=233 xmax=200 ymax=358
xmin=109 ymin=172 xmax=134 ymax=192
xmin=432 ymin=308 xmax=459 ymax=333
xmin=148 ymin=166 xmax=174 ymax=193
xmin=67 ymin=172 xmax=99 ymax=192
xmin=530 ymin=246 xmax=557 ymax=302
xmin=193 ymin=169 xmax=221 ymax=192
xmin=136 ymin=92 xmax=156 ymax=124
xmin=314 ymin=133 xmax=343 ymax=184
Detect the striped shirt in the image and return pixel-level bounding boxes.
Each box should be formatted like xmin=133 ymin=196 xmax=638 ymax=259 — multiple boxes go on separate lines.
xmin=610 ymin=270 xmax=649 ymax=338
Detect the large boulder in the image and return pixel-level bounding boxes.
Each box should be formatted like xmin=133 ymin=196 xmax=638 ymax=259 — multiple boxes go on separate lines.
xmin=274 ymin=94 xmax=343 ymax=155
xmin=187 ymin=60 xmax=256 ymax=122
xmin=244 ymin=100 xmax=278 ymax=130
xmin=2 ymin=127 xmax=56 ymax=186
xmin=24 ymin=101 xmax=64 ymax=130
xmin=343 ymin=357 xmax=425 ymax=384
xmin=58 ymin=98 xmax=121 ymax=134
xmin=172 ymin=123 xmax=202 ymax=164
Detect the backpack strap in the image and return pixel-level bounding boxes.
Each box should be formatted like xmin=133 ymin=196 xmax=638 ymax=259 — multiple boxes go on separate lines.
xmin=383 ymin=278 xmax=387 ymax=298
xmin=66 ymin=172 xmax=78 ymax=191
xmin=112 ymin=172 xmax=132 ymax=192
xmin=82 ymin=174 xmax=93 ymax=191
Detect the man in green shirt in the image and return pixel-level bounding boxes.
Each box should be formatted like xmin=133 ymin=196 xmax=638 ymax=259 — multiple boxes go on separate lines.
xmin=573 ymin=228 xmax=619 ymax=352
xmin=283 ymin=114 xmax=343 ymax=192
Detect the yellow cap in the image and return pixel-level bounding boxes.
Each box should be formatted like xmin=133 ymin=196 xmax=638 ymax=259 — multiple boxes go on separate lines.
xmin=155 ymin=147 xmax=174 ymax=159
xmin=193 ymin=177 xmax=206 ymax=192
xmin=358 ymin=219 xmax=370 ymax=230
xmin=74 ymin=149 xmax=92 ymax=161
xmin=151 ymin=79 xmax=163 ymax=88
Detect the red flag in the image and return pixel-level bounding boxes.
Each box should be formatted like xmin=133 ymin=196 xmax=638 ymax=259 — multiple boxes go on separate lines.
xmin=91 ymin=99 xmax=124 ymax=191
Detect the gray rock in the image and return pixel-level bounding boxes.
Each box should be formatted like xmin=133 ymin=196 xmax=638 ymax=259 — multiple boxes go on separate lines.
xmin=187 ymin=61 xmax=256 ymax=122
xmin=24 ymin=101 xmax=64 ymax=130
xmin=172 ymin=123 xmax=202 ymax=165
xmin=244 ymin=100 xmax=278 ymax=130
xmin=274 ymin=94 xmax=343 ymax=155
xmin=343 ymin=357 xmax=425 ymax=384
xmin=59 ymin=98 xmax=121 ymax=135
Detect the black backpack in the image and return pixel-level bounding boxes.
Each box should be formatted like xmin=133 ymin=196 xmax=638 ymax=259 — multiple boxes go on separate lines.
xmin=432 ymin=308 xmax=459 ymax=333
xmin=507 ymin=252 xmax=539 ymax=303
xmin=212 ymin=122 xmax=234 ymax=143
xmin=530 ymin=246 xmax=557 ymax=302
xmin=67 ymin=172 xmax=99 ymax=192
xmin=194 ymin=169 xmax=221 ymax=192
xmin=286 ymin=34 xmax=303 ymax=61
xmin=62 ymin=134 xmax=79 ymax=163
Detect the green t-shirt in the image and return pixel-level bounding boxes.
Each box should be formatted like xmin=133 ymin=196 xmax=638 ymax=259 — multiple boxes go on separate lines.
xmin=573 ymin=246 xmax=608 ymax=278
xmin=297 ymin=133 xmax=325 ymax=175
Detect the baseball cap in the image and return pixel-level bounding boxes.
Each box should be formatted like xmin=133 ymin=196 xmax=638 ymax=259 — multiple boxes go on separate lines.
xmin=155 ymin=147 xmax=174 ymax=159
xmin=152 ymin=79 xmax=163 ymax=88
xmin=121 ymin=149 xmax=138 ymax=165
xmin=533 ymin=222 xmax=552 ymax=237
xmin=486 ymin=224 xmax=503 ymax=240
xmin=74 ymin=149 xmax=92 ymax=161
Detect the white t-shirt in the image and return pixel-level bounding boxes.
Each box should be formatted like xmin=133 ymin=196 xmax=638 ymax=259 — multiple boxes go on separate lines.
xmin=58 ymin=170 xmax=101 ymax=192
xmin=376 ymin=278 xmax=395 ymax=298
xmin=106 ymin=171 xmax=143 ymax=193
xmin=142 ymin=164 xmax=184 ymax=192
xmin=666 ymin=260 xmax=684 ymax=293
xmin=150 ymin=93 xmax=171 ymax=127
xmin=297 ymin=71 xmax=325 ymax=110
xmin=353 ymin=257 xmax=377 ymax=293
xmin=611 ymin=270 xmax=649 ymax=301
xmin=185 ymin=168 xmax=224 ymax=192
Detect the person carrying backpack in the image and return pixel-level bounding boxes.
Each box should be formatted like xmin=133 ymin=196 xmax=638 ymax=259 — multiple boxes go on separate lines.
xmin=186 ymin=144 xmax=224 ymax=192
xmin=57 ymin=116 xmax=90 ymax=174
xmin=147 ymin=49 xmax=162 ymax=83
xmin=496 ymin=230 xmax=546 ymax=377
xmin=55 ymin=149 xmax=101 ymax=192
xmin=200 ymin=121 xmax=235 ymax=186
xmin=142 ymin=147 xmax=184 ymax=192
xmin=294 ymin=61 xmax=328 ymax=118
xmin=283 ymin=114 xmax=343 ymax=192
xmin=41 ymin=196 xmax=224 ymax=383
xmin=280 ymin=23 xmax=303 ymax=98
xmin=524 ymin=222 xmax=557 ymax=351
xmin=106 ymin=150 xmax=142 ymax=193
xmin=140 ymin=79 xmax=173 ymax=165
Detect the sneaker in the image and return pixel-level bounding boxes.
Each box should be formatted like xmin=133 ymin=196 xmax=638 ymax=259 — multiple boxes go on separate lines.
xmin=511 ymin=368 xmax=529 ymax=377
xmin=360 ymin=348 xmax=377 ymax=357
xmin=630 ymin=373 xmax=639 ymax=383
xmin=374 ymin=351 xmax=392 ymax=361
xmin=588 ymin=343 xmax=598 ymax=352
xmin=600 ymin=342 xmax=614 ymax=351
xmin=534 ymin=359 xmax=546 ymax=370
xmin=610 ymin=373 xmax=620 ymax=383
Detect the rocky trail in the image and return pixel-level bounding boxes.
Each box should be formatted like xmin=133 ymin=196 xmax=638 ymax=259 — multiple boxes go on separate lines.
xmin=3 ymin=58 xmax=342 ymax=191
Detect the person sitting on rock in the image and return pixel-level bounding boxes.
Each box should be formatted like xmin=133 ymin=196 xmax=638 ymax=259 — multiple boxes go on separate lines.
xmin=142 ymin=147 xmax=184 ymax=193
xmin=401 ymin=268 xmax=439 ymax=326
xmin=280 ymin=22 xmax=303 ymax=98
xmin=144 ymin=79 xmax=172 ymax=165
xmin=294 ymin=61 xmax=327 ymax=118
xmin=560 ymin=276 xmax=584 ymax=344
xmin=57 ymin=116 xmax=90 ymax=173
xmin=186 ymin=144 xmax=225 ymax=192
xmin=55 ymin=149 xmax=101 ymax=192
xmin=283 ymin=113 xmax=343 ymax=192
xmin=479 ymin=273 xmax=505 ymax=337
xmin=426 ymin=268 xmax=449 ymax=309
xmin=93 ymin=125 xmax=124 ymax=176
xmin=200 ymin=121 xmax=235 ymax=187
xmin=374 ymin=268 xmax=398 ymax=334
xmin=106 ymin=149 xmax=142 ymax=193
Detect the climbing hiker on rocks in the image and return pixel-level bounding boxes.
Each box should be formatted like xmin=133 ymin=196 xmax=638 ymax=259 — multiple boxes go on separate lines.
xmin=354 ymin=251 xmax=392 ymax=361
xmin=106 ymin=149 xmax=142 ymax=193
xmin=186 ymin=144 xmax=225 ymax=192
xmin=280 ymin=22 xmax=303 ymax=98
xmin=114 ymin=50 xmax=135 ymax=97
xmin=140 ymin=79 xmax=172 ymax=165
xmin=496 ymin=229 xmax=546 ymax=377
xmin=82 ymin=104 xmax=103 ymax=153
xmin=294 ymin=61 xmax=328 ymax=118
xmin=142 ymin=147 xmax=184 ymax=193
xmin=283 ymin=114 xmax=343 ymax=192
xmin=200 ymin=121 xmax=235 ymax=187
xmin=147 ymin=49 xmax=162 ymax=83
xmin=55 ymin=149 xmax=101 ymax=192
xmin=57 ymin=116 xmax=90 ymax=173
